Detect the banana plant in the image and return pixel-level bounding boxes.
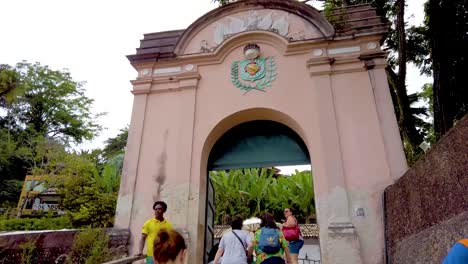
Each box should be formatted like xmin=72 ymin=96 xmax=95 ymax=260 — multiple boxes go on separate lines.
xmin=210 ymin=168 xmax=316 ymax=224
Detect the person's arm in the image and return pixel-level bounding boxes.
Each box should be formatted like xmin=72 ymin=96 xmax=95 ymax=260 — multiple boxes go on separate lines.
xmin=247 ymin=244 xmax=254 ymax=259
xmin=248 ymin=234 xmax=256 ymax=259
xmin=246 ymin=240 xmax=253 ymax=252
xmin=284 ymin=246 xmax=292 ymax=263
xmin=138 ymin=233 xmax=147 ymax=256
xmin=246 ymin=235 xmax=253 ymax=260
xmin=213 ymin=247 xmax=224 ymax=264
xmin=279 ymin=231 xmax=291 ymax=263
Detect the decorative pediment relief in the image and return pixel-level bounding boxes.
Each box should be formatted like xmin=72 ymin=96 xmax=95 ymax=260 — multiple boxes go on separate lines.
xmin=213 ymin=11 xmax=290 ymax=45
xmin=184 ymin=9 xmax=327 ymax=55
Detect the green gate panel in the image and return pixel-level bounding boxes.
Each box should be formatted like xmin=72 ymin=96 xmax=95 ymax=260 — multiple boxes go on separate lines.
xmin=208 ymin=121 xmax=310 ymax=170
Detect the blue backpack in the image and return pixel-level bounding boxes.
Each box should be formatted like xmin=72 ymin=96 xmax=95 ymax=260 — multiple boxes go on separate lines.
xmin=258 ymin=227 xmax=281 ymax=254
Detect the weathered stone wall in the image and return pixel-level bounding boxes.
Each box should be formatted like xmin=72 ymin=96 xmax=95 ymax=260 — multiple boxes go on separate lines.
xmin=384 ymin=115 xmax=468 ymax=264
xmin=0 ymin=228 xmax=129 ymax=264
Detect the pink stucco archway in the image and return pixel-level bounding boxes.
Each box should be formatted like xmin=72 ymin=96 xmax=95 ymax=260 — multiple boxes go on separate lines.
xmin=117 ymin=1 xmax=407 ymax=263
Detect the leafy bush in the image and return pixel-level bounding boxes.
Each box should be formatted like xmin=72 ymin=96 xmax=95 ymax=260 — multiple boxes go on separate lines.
xmin=0 ymin=215 xmax=72 ymax=231
xmin=49 ymin=153 xmax=118 ymax=228
xmin=0 ymin=179 xmax=23 ymax=208
xmin=68 ymin=228 xmax=111 ymax=264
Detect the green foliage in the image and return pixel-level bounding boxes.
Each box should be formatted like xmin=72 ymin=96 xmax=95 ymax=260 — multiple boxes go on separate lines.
xmin=212 ymin=0 xmax=234 ymax=6
xmin=0 ymin=147 xmax=120 ymax=230
xmin=418 ymin=83 xmax=436 ymax=144
xmin=0 ymin=127 xmax=29 ymax=200
xmin=13 ymin=135 xmax=69 ymax=176
xmin=0 ymin=61 xmax=104 ymax=206
xmin=0 ymin=126 xmax=125 ymax=229
xmin=0 ymin=61 xmax=124 ymax=228
xmin=323 ymin=0 xmax=347 ymax=29
xmin=96 ymin=153 xmax=123 ymax=194
xmin=0 ymin=179 xmax=23 ymax=207
xmin=0 ymin=215 xmax=72 ymax=231
xmin=406 ymin=26 xmax=431 ymax=76
xmin=50 ymin=154 xmax=118 ymax=228
xmin=102 ymin=127 xmax=128 ymax=161
xmin=19 ymin=239 xmax=36 ymax=264
xmin=2 ymin=62 xmax=102 ymax=144
xmin=0 ymin=64 xmax=23 ymax=106
xmin=68 ymin=228 xmax=111 ymax=264
xmin=211 ymin=168 xmax=315 ymax=225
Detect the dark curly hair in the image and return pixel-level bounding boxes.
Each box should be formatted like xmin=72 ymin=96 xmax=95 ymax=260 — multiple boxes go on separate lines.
xmin=260 ymin=213 xmax=278 ymax=229
xmin=153 ymin=201 xmax=168 ymax=211
xmin=231 ymin=216 xmax=243 ymax=230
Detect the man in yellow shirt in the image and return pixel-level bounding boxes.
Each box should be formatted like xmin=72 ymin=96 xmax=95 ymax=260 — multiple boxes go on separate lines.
xmin=138 ymin=201 xmax=173 ymax=264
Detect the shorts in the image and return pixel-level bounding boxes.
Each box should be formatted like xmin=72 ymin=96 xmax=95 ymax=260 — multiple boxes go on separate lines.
xmin=146 ymin=256 xmax=154 ymax=264
xmin=288 ymin=239 xmax=304 ymax=254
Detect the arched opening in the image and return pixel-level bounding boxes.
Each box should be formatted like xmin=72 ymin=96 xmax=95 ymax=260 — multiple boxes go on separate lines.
xmin=208 ymin=121 xmax=310 ymax=170
xmin=204 ymin=120 xmax=319 ymax=263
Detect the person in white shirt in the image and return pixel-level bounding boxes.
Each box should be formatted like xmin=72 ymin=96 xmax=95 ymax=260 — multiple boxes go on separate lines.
xmin=214 ymin=216 xmax=252 ymax=264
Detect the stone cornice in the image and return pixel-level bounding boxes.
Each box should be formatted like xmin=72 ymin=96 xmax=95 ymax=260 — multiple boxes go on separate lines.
xmin=129 ymin=34 xmax=386 ymax=82
xmin=307 ymin=48 xmax=387 ymax=76
xmin=131 ymin=72 xmax=201 ymax=95
xmin=130 ymin=33 xmax=383 ymax=72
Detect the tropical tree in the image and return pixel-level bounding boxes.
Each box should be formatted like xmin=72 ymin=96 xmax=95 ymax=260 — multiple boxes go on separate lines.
xmin=101 ymin=127 xmax=128 ymax=161
xmin=0 ymin=61 xmax=103 ymax=207
xmin=94 ymin=153 xmax=123 ymax=194
xmin=1 ymin=62 xmax=102 ymax=144
xmin=426 ymin=0 xmax=468 ymax=139
xmin=0 ymin=61 xmax=124 ymax=229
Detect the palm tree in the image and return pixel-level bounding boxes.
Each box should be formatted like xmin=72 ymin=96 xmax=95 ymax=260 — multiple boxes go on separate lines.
xmin=94 ymin=153 xmax=123 ymax=194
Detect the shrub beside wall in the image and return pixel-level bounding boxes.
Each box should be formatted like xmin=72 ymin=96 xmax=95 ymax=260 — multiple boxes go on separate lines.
xmin=0 ymin=215 xmax=72 ymax=231
xmin=0 ymin=228 xmax=129 ymax=264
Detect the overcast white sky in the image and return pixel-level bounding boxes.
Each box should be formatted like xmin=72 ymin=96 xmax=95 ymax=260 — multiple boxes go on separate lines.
xmin=0 ymin=0 xmax=430 ymax=160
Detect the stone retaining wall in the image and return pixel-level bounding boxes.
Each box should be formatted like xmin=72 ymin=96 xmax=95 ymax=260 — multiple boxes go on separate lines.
xmin=0 ymin=228 xmax=129 ymax=263
xmin=384 ymin=115 xmax=468 ymax=263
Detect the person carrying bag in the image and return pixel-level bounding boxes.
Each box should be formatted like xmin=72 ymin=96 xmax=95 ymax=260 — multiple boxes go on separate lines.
xmin=250 ymin=213 xmax=291 ymax=264
xmin=232 ymin=229 xmax=252 ymax=262
xmin=214 ymin=216 xmax=252 ymax=264
xmin=282 ymin=208 xmax=304 ymax=264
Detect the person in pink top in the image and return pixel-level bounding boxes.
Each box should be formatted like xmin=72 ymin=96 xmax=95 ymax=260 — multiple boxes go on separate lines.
xmin=282 ymin=208 xmax=304 ymax=264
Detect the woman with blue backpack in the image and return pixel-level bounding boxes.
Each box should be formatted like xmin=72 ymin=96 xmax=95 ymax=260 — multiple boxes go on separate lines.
xmin=248 ymin=213 xmax=291 ymax=264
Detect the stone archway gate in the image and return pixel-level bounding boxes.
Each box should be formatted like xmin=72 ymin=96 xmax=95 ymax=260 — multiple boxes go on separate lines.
xmin=114 ymin=1 xmax=407 ymax=263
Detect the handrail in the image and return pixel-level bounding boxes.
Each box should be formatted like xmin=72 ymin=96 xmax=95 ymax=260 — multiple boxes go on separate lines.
xmin=102 ymin=255 xmax=145 ymax=264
